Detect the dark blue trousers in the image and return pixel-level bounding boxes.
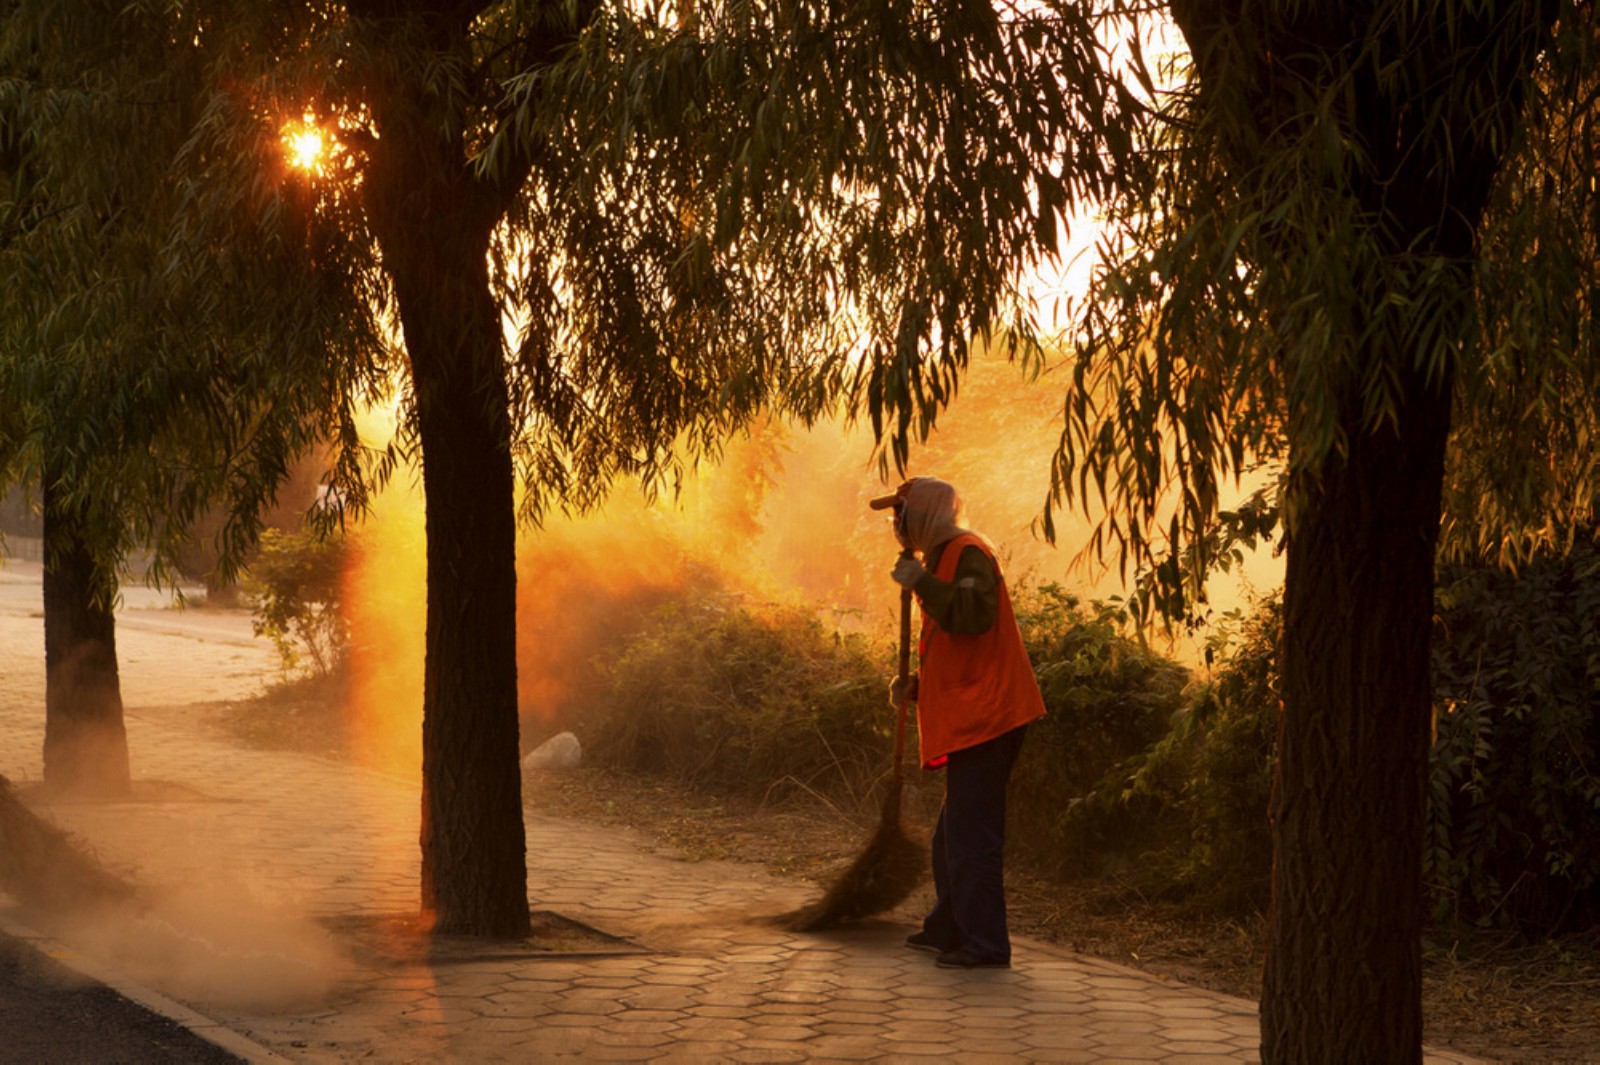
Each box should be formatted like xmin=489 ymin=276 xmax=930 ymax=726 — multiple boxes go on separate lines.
xmin=920 ymin=722 xmax=1029 ymax=962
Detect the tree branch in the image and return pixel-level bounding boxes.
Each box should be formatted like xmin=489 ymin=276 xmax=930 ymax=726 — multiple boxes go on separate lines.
xmin=476 ymin=0 xmax=602 ymax=214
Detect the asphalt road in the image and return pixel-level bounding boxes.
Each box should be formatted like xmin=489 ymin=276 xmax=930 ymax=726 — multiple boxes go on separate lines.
xmin=0 ymin=929 xmax=241 ymax=1064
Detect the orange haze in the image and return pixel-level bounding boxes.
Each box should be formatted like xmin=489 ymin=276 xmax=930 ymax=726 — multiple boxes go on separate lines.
xmin=341 ymin=350 xmax=1280 ymax=776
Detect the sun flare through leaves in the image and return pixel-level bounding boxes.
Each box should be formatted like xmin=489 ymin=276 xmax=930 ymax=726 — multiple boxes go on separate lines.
xmin=281 ymin=119 xmax=327 ymax=175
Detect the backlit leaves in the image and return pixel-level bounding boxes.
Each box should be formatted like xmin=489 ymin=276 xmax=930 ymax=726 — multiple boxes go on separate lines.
xmin=0 ymin=0 xmax=386 ymax=587
xmin=501 ymin=0 xmax=1140 ymax=494
xmin=1048 ymin=0 xmax=1597 ymax=617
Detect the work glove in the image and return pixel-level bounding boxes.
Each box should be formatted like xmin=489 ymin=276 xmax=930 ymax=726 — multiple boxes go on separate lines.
xmin=890 ymin=673 xmax=919 ymax=707
xmin=891 ymin=555 xmax=927 ymax=588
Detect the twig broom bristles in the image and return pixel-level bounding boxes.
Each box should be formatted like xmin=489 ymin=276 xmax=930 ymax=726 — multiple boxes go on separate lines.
xmin=780 ymin=572 xmax=926 ymax=931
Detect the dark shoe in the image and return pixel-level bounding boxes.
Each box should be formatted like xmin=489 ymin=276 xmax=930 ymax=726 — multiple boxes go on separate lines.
xmin=905 ymin=931 xmax=946 ymax=953
xmin=935 ymin=949 xmax=1010 ymax=969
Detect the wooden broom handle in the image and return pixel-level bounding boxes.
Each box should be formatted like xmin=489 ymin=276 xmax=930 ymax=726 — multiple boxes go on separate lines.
xmin=893 ymin=551 xmax=914 ymax=781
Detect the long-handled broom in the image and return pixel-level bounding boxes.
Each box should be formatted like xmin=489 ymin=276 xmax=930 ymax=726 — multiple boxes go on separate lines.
xmin=781 ymin=553 xmax=926 ymax=931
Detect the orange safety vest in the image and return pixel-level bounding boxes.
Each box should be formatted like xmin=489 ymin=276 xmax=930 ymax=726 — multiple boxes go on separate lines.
xmin=915 ymin=533 xmax=1047 ymax=769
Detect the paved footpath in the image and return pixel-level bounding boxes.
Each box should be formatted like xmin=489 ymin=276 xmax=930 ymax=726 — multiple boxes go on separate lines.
xmin=0 ymin=563 xmax=1484 ymax=1063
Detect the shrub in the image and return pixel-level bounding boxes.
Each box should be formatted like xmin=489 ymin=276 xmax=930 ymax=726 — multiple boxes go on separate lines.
xmin=1065 ymin=553 xmax=1600 ymax=929
xmin=1429 ymin=544 xmax=1600 ymax=933
xmin=1167 ymin=602 xmax=1277 ymax=910
xmin=1007 ymin=585 xmax=1194 ymax=879
xmin=245 ymin=528 xmax=348 ymax=677
xmin=1015 ymin=593 xmax=1275 ymax=911
xmin=575 ymin=594 xmax=900 ymax=812
xmin=568 ymin=540 xmax=1600 ymax=936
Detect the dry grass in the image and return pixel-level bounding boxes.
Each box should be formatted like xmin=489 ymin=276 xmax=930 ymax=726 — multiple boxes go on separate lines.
xmin=204 ymin=671 xmax=351 ymax=760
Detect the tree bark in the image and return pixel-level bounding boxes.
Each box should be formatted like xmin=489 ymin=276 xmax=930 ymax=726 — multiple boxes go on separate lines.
xmin=41 ymin=476 xmax=131 ymax=799
xmin=360 ymin=28 xmax=531 ymax=938
xmin=401 ymin=237 xmax=529 ymax=938
xmin=343 ymin=0 xmax=594 ymax=940
xmin=1265 ymin=374 xmax=1451 ymax=1063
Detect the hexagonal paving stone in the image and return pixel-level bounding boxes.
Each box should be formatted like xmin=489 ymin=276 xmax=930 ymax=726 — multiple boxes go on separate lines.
xmin=1159 ymin=1025 xmax=1249 ymax=1043
xmin=878 ymin=1039 xmax=966 ymax=1058
xmin=573 ymin=975 xmax=643 ymax=990
xmin=472 ymin=1016 xmax=544 ymax=1035
xmin=1086 ymin=1018 xmax=1171 ymax=1037
xmin=1161 ymin=1040 xmax=1249 ymax=1056
xmin=1024 ymin=1048 xmax=1109 ymax=1064
xmin=952 ymin=1036 xmax=1035 ymax=1056
xmin=722 ymin=1049 xmax=809 ymax=1064
xmin=690 ymin=992 xmax=762 ymax=1009
xmin=953 ymin=1013 xmax=1028 ymax=1033
xmin=1082 ymin=1042 xmax=1173 ymax=1061
xmin=693 ymin=1005 xmax=764 ymax=1021
xmin=806 ymin=1037 xmax=886 ymax=1062
xmin=589 ymin=1025 xmax=679 ymax=1049
xmin=768 ymin=999 xmax=835 ymax=1014
xmin=539 ymin=1013 xmax=615 ymax=1029
xmin=747 ymin=1024 xmax=824 ymax=1043
xmin=582 ymin=1044 xmax=665 ymax=1062
xmin=958 ymin=1004 xmax=1029 ymax=1020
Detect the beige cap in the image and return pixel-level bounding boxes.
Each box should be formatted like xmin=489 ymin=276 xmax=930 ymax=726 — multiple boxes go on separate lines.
xmin=868 ymin=482 xmax=910 ymax=510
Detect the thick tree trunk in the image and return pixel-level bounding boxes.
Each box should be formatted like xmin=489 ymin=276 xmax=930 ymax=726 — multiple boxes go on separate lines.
xmin=364 ymin=79 xmax=530 ymax=938
xmin=401 ymin=240 xmax=529 ymax=938
xmin=41 ymin=477 xmax=130 ymax=799
xmin=344 ymin=0 xmax=598 ymax=941
xmin=1160 ymin=5 xmax=1554 ymax=1057
xmin=1263 ymin=372 xmax=1452 ymax=1062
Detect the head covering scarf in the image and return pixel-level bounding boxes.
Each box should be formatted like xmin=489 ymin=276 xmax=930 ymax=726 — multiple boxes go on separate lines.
xmin=899 ymin=477 xmax=966 ymax=554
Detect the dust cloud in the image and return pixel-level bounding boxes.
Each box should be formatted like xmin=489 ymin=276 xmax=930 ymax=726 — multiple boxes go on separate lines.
xmin=342 ymin=348 xmax=1282 ymax=773
xmin=1 ymin=778 xmax=346 ymax=1014
xmin=62 ymin=878 xmax=347 ymax=1012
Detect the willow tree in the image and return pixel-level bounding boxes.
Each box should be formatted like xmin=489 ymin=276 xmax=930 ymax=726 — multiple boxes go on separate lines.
xmin=186 ymin=0 xmax=1134 ymax=937
xmin=0 ymin=0 xmax=380 ymax=797
xmin=1042 ymin=1 xmax=1596 ymax=1059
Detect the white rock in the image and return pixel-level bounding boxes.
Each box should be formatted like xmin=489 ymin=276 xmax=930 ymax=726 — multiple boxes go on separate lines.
xmin=521 ymin=731 xmax=582 ymax=770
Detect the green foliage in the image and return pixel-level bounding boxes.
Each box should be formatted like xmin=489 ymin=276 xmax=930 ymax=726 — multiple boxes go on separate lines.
xmin=1007 ymin=584 xmax=1189 ymax=863
xmin=574 ymin=577 xmax=1249 ymax=901
xmin=180 ymin=0 xmax=1139 ymax=527
xmin=1009 ymin=586 xmax=1274 ymax=909
xmin=1177 ymin=604 xmax=1278 ymax=909
xmin=245 ymin=528 xmax=348 ymax=678
xmin=1429 ymin=543 xmax=1600 ymax=933
xmin=574 ymin=574 xmax=1255 ymax=896
xmin=563 ymin=506 xmax=1600 ymax=937
xmin=1092 ymin=601 xmax=1281 ymax=912
xmin=574 ymin=594 xmax=898 ymax=811
xmin=1048 ymin=2 xmax=1597 ymax=617
xmin=1045 ymin=600 xmax=1279 ymax=911
xmin=1445 ymin=16 xmax=1600 ymax=566
xmin=0 ymin=0 xmax=382 ymax=591
xmin=1054 ymin=561 xmax=1600 ymax=930
xmin=512 ymin=0 xmax=1140 ymax=485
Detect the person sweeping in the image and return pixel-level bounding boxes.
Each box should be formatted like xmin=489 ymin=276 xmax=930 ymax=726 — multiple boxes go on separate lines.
xmin=873 ymin=476 xmax=1046 ymax=970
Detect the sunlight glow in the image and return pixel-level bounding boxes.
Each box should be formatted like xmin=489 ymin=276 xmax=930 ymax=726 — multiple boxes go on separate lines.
xmin=282 ymin=122 xmax=326 ymax=174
